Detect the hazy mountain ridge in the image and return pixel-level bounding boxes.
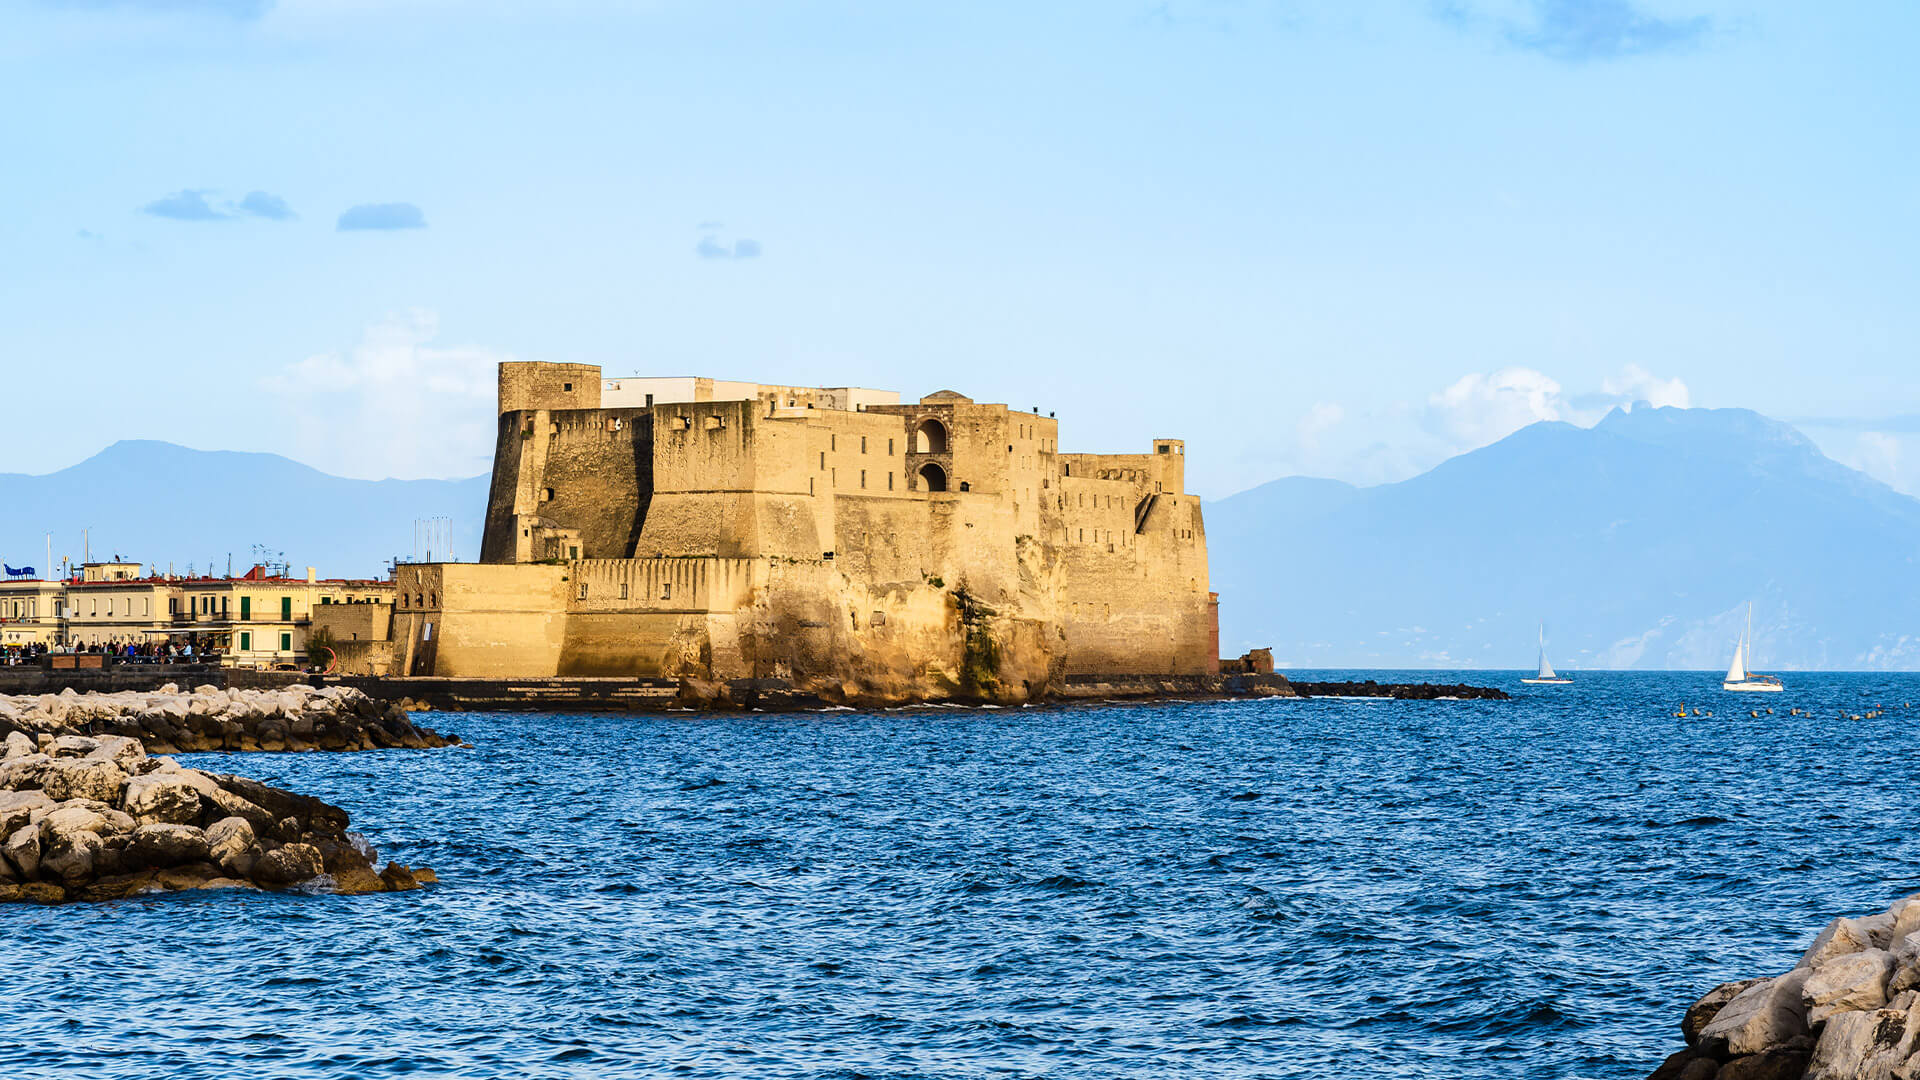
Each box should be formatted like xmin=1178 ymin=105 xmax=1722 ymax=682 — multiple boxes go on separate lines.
xmin=1207 ymin=407 xmax=1920 ymax=671
xmin=0 ymin=440 xmax=488 ymax=580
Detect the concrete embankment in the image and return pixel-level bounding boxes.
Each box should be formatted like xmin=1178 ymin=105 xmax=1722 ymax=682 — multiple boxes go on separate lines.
xmin=1649 ymin=894 xmax=1920 ymax=1079
xmin=1 ymin=732 xmax=432 ymax=904
xmin=0 ymin=683 xmax=454 ymax=752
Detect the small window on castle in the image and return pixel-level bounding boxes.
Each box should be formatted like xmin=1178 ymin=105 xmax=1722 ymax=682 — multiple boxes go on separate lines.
xmin=569 ymin=546 xmax=580 ymax=560
xmin=563 ymin=382 xmax=573 ymax=392
xmin=809 ymin=477 xmax=815 ymax=495
xmin=860 ymin=470 xmax=867 ymax=489
xmin=645 ymin=393 xmax=655 ymax=406
xmin=620 ymin=583 xmax=629 ymax=599
xmin=831 ymin=435 xmax=837 ymax=451
xmin=579 ymin=583 xmax=588 ymax=600
xmin=542 ymin=487 xmax=554 ymax=502
xmin=861 ymin=436 xmax=867 ymax=453
xmin=661 ymin=584 xmax=671 ymax=600
xmin=888 ymin=473 xmax=894 ymax=491
xmin=820 ymin=452 xmax=826 ymax=469
xmin=888 ymin=438 xmax=895 ymax=455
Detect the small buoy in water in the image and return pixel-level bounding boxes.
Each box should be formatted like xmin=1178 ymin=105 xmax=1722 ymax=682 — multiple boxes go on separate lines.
xmin=1852 ymin=714 xmax=1863 ymax=721
xmin=1673 ymin=710 xmax=1686 ymax=718
xmin=1750 ymin=710 xmax=1760 ymax=718
xmin=1767 ymin=708 xmax=1774 ymax=715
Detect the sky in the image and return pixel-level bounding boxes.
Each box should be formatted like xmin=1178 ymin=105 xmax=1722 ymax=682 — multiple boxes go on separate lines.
xmin=2 ymin=0 xmax=1916 ymax=499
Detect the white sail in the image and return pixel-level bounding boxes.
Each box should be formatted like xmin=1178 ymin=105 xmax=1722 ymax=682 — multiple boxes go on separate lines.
xmin=1537 ymin=646 xmax=1556 ymax=680
xmin=1725 ymin=641 xmax=1747 ymax=683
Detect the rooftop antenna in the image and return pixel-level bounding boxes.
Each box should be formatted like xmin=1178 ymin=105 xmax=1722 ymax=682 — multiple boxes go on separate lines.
xmin=249 ymin=544 xmax=288 ymax=578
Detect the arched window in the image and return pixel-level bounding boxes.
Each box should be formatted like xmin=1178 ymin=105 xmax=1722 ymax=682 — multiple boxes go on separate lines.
xmin=918 ymin=462 xmax=949 ymax=492
xmin=914 ymin=418 xmax=949 ymax=454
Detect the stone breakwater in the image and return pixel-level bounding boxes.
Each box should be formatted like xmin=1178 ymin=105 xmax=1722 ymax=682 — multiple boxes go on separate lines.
xmin=0 ymin=683 xmax=453 ymax=753
xmin=1287 ymin=680 xmax=1511 ymax=701
xmin=1650 ymin=895 xmax=1920 ymax=1079
xmin=1 ymin=732 xmax=433 ymax=904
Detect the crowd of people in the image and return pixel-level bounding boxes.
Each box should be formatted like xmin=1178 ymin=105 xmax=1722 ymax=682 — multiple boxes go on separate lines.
xmin=0 ymin=639 xmax=220 ymax=667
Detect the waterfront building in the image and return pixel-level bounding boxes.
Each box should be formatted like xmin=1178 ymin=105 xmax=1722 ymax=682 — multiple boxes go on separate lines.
xmin=27 ymin=562 xmax=391 ymax=667
xmin=0 ymin=579 xmax=67 ymax=647
xmin=377 ymin=362 xmax=1216 ymax=701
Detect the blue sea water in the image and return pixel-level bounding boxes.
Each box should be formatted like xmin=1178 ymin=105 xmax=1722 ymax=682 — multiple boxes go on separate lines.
xmin=7 ymin=671 xmax=1920 ymax=1079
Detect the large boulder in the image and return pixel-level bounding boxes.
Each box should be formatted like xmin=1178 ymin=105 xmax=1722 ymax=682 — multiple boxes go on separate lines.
xmin=1700 ymin=968 xmax=1814 ymax=1058
xmin=1804 ymin=917 xmax=1881 ymax=970
xmin=83 ymin=735 xmax=145 ymax=771
xmin=250 ymin=843 xmax=324 ymax=886
xmin=209 ymin=774 xmax=349 ymax=834
xmin=1803 ymin=995 xmax=1920 ymax=1078
xmin=38 ymin=759 xmax=129 ymax=804
xmin=1687 ymin=979 xmax=1771 ymax=1046
xmin=37 ymin=826 xmax=103 ymax=883
xmin=0 ymin=790 xmax=53 ymax=839
xmin=203 ymin=814 xmax=255 ymax=864
xmin=1889 ymin=934 xmax=1920 ymax=995
xmin=47 ymin=735 xmax=99 ymax=758
xmin=1803 ymin=949 xmax=1896 ymax=1026
xmin=127 ymin=824 xmax=211 ymax=869
xmin=3 ymin=731 xmax=33 ymax=759
xmin=0 ymin=753 xmax=51 ymax=791
xmin=122 ymin=772 xmax=211 ymax=826
xmin=2 ymin=825 xmax=39 ymax=879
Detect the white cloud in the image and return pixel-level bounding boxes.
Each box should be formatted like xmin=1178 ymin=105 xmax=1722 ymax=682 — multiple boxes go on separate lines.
xmin=1600 ymin=363 xmax=1691 ymax=409
xmin=1424 ymin=366 xmax=1566 ymax=450
xmin=261 ymin=310 xmax=506 ymax=480
xmin=1824 ymin=430 xmax=1920 ymax=497
xmin=1219 ymin=363 xmax=1701 ymax=496
xmin=1297 ymin=401 xmax=1344 ymax=450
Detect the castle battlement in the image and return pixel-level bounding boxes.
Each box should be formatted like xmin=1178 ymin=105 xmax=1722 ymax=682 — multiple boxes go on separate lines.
xmin=400 ymin=361 xmax=1215 ymax=701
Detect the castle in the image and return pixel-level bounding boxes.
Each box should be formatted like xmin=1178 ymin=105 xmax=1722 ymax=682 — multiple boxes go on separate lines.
xmin=387 ymin=363 xmax=1216 ymax=703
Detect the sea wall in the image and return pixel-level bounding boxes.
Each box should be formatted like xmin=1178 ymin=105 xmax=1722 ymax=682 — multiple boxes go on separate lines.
xmin=1649 ymin=894 xmax=1920 ymax=1079
xmin=0 ymin=684 xmax=453 ymax=753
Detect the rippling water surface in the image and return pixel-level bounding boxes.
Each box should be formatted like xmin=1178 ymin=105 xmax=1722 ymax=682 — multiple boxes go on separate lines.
xmin=9 ymin=671 xmax=1920 ymax=1078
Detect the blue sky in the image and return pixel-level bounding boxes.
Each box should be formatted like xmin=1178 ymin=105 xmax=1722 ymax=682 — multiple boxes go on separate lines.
xmin=3 ymin=0 xmax=1915 ymax=498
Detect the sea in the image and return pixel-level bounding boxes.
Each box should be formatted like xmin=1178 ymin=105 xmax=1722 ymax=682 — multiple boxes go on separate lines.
xmin=7 ymin=670 xmax=1920 ymax=1079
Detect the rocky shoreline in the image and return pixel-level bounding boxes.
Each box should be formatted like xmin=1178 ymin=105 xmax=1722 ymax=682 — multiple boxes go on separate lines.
xmin=1650 ymin=895 xmax=1920 ymax=1079
xmin=2 ymin=732 xmax=432 ymax=904
xmin=1287 ymin=680 xmax=1512 ymax=701
xmin=0 ymin=683 xmax=453 ymax=753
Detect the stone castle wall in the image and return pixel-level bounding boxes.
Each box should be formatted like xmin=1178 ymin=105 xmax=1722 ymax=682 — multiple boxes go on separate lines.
xmin=442 ymin=363 xmax=1216 ymax=702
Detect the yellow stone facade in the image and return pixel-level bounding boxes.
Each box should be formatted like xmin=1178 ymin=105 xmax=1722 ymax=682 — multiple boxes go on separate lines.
xmin=394 ymin=362 xmax=1216 ymax=702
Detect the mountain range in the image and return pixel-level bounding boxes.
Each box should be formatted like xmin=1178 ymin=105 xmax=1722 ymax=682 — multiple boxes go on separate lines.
xmin=0 ymin=441 xmax=487 ymax=581
xmin=9 ymin=410 xmax=1917 ymax=670
xmin=1206 ymin=406 xmax=1920 ymax=670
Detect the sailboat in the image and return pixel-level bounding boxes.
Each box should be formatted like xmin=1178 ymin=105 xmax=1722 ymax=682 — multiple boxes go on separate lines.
xmin=1520 ymin=623 xmax=1573 ymax=685
xmin=1722 ymin=603 xmax=1783 ymax=693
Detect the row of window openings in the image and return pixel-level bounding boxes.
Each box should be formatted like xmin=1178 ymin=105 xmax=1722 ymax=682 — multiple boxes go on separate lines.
xmin=234 ymin=631 xmax=294 ymax=652
xmin=814 ymin=466 xmax=895 ymax=493
xmin=576 ymin=583 xmax=672 ymax=601
xmin=829 ymin=436 xmax=894 ymax=455
xmin=59 ymin=596 xmax=297 ymax=619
